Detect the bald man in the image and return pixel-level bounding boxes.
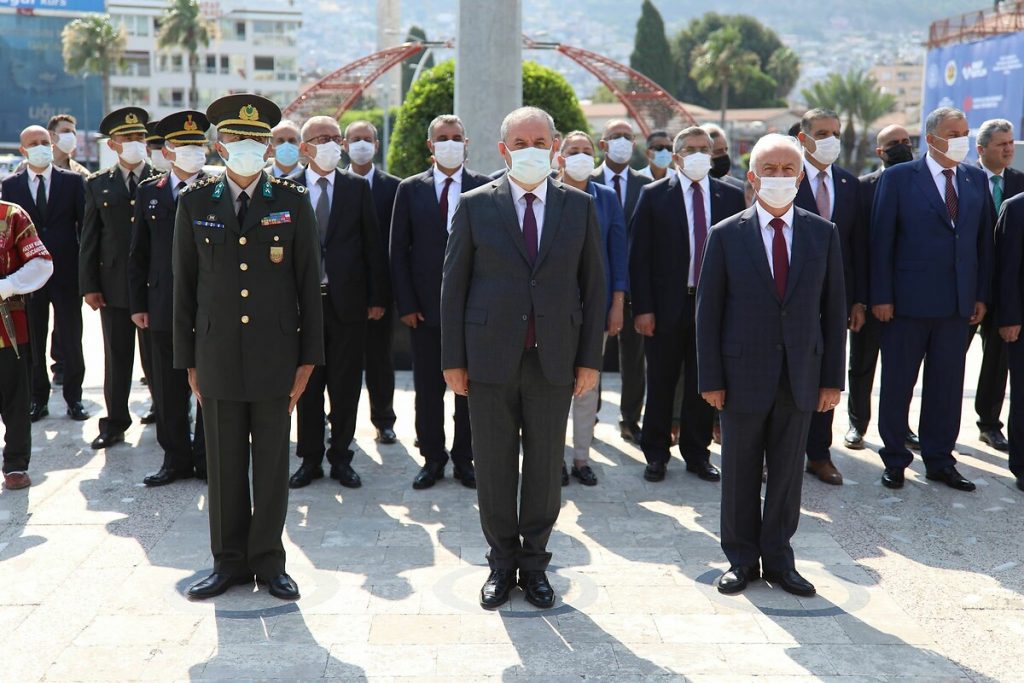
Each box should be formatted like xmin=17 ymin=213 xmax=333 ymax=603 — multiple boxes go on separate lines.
xmin=268 ymin=120 xmax=302 ymax=178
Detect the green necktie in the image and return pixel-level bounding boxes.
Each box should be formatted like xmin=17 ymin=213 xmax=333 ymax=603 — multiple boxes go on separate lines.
xmin=992 ymin=175 xmax=1003 ymax=214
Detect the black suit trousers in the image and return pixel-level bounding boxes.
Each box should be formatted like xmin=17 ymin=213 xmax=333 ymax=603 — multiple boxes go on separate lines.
xmin=0 ymin=347 xmax=31 ymax=473
xmin=616 ymin=299 xmax=646 ymax=424
xmin=149 ymin=330 xmax=206 ymax=472
xmin=98 ymin=306 xmax=141 ymax=435
xmin=969 ymin=315 xmax=1008 ymax=431
xmin=847 ymin=313 xmax=882 ymax=433
xmin=1004 ymin=339 xmax=1024 ymax=478
xmin=410 ymin=324 xmax=472 ymax=466
xmin=364 ymin=307 xmax=397 ymax=429
xmin=28 ymin=282 xmax=85 ymax=406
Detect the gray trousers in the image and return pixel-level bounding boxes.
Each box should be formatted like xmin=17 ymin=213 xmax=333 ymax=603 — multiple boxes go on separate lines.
xmin=469 ymin=349 xmax=574 ymax=572
xmin=570 ymin=335 xmax=608 ymax=464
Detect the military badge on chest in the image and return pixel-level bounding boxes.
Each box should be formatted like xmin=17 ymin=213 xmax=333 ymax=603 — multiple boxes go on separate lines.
xmin=269 ymin=246 xmax=284 ymax=264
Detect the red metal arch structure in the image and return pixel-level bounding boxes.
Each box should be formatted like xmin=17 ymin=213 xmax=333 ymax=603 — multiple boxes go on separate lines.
xmin=282 ymin=36 xmax=697 ymax=137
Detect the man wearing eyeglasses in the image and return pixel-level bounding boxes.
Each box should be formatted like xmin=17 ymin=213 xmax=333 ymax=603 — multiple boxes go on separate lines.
xmin=638 ymin=130 xmax=677 ymax=182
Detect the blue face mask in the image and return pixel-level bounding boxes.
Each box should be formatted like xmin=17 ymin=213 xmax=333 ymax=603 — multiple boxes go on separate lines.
xmin=274 ymin=141 xmax=299 ymax=167
xmin=651 ymin=149 xmax=673 ymax=169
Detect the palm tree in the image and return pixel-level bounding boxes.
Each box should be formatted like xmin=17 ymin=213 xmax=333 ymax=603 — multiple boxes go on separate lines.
xmin=802 ymin=69 xmax=896 ymax=170
xmin=62 ymin=15 xmax=127 ymax=114
xmin=690 ymin=26 xmax=762 ymax=126
xmin=157 ymin=0 xmax=216 ymax=108
xmin=766 ymin=47 xmax=800 ymax=101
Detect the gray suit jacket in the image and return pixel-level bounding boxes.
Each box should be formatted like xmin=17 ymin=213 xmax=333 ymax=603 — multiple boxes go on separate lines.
xmin=441 ymin=176 xmax=606 ymax=386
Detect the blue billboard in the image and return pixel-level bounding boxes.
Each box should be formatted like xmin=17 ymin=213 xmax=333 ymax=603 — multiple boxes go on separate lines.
xmin=923 ymin=31 xmax=1024 ymax=161
xmin=0 ymin=0 xmax=105 ymax=11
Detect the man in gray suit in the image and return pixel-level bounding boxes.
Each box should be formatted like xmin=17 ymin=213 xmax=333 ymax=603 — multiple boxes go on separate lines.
xmin=442 ymin=106 xmax=606 ymax=610
xmin=696 ymin=134 xmax=846 ymax=598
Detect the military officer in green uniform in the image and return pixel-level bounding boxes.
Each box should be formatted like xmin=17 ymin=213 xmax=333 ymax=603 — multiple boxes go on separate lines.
xmin=80 ymin=107 xmax=159 ymax=450
xmin=174 ymin=94 xmax=324 ymax=600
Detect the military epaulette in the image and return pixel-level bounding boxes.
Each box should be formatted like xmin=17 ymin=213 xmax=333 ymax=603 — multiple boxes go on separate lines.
xmin=139 ymin=173 xmax=165 ymax=188
xmin=180 ymin=174 xmax=220 ymax=196
xmin=86 ymin=168 xmax=106 ymax=181
xmin=269 ymin=175 xmax=307 ymax=195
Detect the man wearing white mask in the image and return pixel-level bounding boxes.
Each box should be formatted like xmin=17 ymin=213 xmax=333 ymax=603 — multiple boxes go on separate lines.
xmin=391 ymin=114 xmax=490 ymax=490
xmin=441 ymin=106 xmax=605 ymax=609
xmin=871 ymin=107 xmax=993 ymax=493
xmin=591 ymin=119 xmax=651 ymax=445
xmin=268 ymin=119 xmax=301 ymax=178
xmin=630 ymin=126 xmax=744 ymax=484
xmin=697 ymin=133 xmax=846 ymax=597
xmin=795 ymin=108 xmax=862 ymax=486
xmin=48 ymin=114 xmax=89 ymax=176
xmin=287 ymin=116 xmax=390 ymax=491
xmin=80 ymin=107 xmax=160 ymax=450
xmin=638 ymin=130 xmax=676 ymax=181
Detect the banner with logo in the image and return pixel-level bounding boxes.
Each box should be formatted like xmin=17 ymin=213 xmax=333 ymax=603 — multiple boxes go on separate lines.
xmin=922 ymin=31 xmax=1024 ymax=161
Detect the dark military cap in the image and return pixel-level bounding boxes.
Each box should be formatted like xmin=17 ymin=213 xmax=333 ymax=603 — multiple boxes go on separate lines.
xmin=145 ymin=120 xmax=164 ymax=147
xmin=100 ymin=106 xmax=149 ymax=137
xmin=157 ymin=110 xmax=210 ymax=145
xmin=206 ymin=93 xmax=281 ymax=138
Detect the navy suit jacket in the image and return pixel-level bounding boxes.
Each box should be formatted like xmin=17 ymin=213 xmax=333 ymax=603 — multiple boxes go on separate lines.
xmin=629 ymin=173 xmax=744 ymax=328
xmin=994 ymin=192 xmax=1024 ymax=327
xmin=364 ymin=166 xmax=400 ymax=263
xmin=696 ymin=205 xmax=847 ymax=414
xmin=1 ymin=166 xmax=84 ymax=287
xmin=389 ymin=166 xmax=491 ymax=327
xmin=796 ymin=163 xmax=861 ymax=307
xmin=586 ymin=180 xmax=628 ymax=313
xmin=870 ymin=156 xmax=994 ymax=318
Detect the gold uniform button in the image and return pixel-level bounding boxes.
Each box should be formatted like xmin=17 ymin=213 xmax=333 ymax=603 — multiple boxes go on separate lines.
xmin=204 ymin=237 xmax=210 ymax=244
xmin=273 ymin=235 xmax=280 ymax=242
xmin=239 ymin=237 xmax=247 ymax=245
xmin=241 ymin=289 xmax=249 ymax=297
xmin=130 ymin=200 xmax=136 ymax=206
xmin=241 ymin=315 xmax=250 ymax=324
xmin=240 ymin=263 xmax=248 ymax=271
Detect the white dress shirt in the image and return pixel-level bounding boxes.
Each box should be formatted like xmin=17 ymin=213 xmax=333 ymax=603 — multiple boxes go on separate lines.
xmin=681 ymin=174 xmax=711 ymax=287
xmin=803 ymin=159 xmax=834 ymax=220
xmin=638 ymin=165 xmax=677 ymax=180
xmin=119 ymin=163 xmax=141 ymax=190
xmin=352 ymin=163 xmax=375 ymax=188
xmin=434 ymin=165 xmax=463 ymax=233
xmin=925 ymin=152 xmax=959 ymax=207
xmin=169 ymin=169 xmax=199 ymax=201
xmin=306 ymin=167 xmax=335 ymax=213
xmin=755 ymin=202 xmax=794 ymax=278
xmin=601 ymin=162 xmax=627 ymax=207
xmin=508 ymin=177 xmax=547 ymax=247
xmin=27 ymin=163 xmax=53 ymax=201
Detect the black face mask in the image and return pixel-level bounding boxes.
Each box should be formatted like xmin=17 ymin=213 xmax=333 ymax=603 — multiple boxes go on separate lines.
xmin=710 ymin=154 xmax=732 ymax=178
xmin=882 ymin=143 xmax=913 ymax=167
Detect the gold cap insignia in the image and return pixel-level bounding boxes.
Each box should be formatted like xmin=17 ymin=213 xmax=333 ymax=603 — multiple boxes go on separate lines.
xmin=239 ymin=105 xmax=260 ymax=122
xmin=184 ymin=115 xmax=198 ymax=131
xmin=125 ymin=112 xmax=139 ymax=125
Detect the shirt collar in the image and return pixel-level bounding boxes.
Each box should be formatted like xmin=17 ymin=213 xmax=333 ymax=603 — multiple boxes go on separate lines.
xmin=680 ymin=173 xmax=710 ymax=196
xmin=602 ymin=162 xmax=625 ymax=184
xmin=119 ymin=163 xmax=141 ymax=183
xmin=803 ymin=159 xmax=832 ymax=181
xmin=170 ymin=169 xmax=198 ymax=188
xmin=755 ymin=201 xmax=795 ymax=231
xmin=225 ymin=174 xmax=260 ymax=203
xmin=355 ymin=163 xmax=375 ymax=186
xmin=979 ymin=162 xmax=1004 ymax=180
xmin=434 ymin=165 xmax=463 ymax=186
xmin=306 ymin=166 xmax=335 ymax=189
xmin=926 ymin=152 xmax=956 ymax=179
xmin=30 ymin=164 xmax=53 ymax=183
xmin=508 ymin=176 xmax=549 ymax=205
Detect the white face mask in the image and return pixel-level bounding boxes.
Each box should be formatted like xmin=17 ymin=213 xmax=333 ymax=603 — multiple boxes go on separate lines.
xmin=808 ymin=135 xmax=841 ymax=166
xmin=172 ymin=145 xmax=207 ymax=175
xmin=150 ymin=150 xmax=173 ymax=172
xmin=118 ymin=140 xmax=147 ymax=165
xmin=680 ymin=152 xmax=712 ymax=181
xmin=55 ymin=132 xmax=77 ymax=155
xmin=346 ymin=140 xmax=375 ymax=166
xmin=312 ymin=141 xmax=342 ymax=172
xmin=221 ymin=139 xmax=269 ymax=176
xmin=432 ymin=140 xmax=465 ymax=169
xmin=756 ymin=175 xmax=800 ymax=209
xmin=606 ymin=137 xmax=633 ymax=165
xmin=932 ymin=135 xmax=970 ymax=164
xmin=25 ymin=144 xmax=53 ymax=168
xmin=507 ymin=146 xmax=552 ymax=186
xmin=563 ymin=152 xmax=596 ymax=182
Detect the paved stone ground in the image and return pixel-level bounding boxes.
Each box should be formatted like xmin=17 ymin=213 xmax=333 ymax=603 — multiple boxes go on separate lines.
xmin=1 ymin=313 xmax=1021 ymax=682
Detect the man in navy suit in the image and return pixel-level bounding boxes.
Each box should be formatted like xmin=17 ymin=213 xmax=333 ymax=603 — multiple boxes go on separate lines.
xmin=630 ymin=126 xmax=744 ymax=483
xmin=697 ymin=133 xmax=846 ymax=597
xmin=3 ymin=125 xmax=88 ymax=423
xmin=343 ymin=120 xmax=402 ymax=445
xmin=391 ymin=114 xmax=491 ymax=490
xmin=871 ymin=107 xmax=993 ymax=492
xmin=794 ymin=108 xmax=862 ymax=486
xmin=288 ymin=116 xmax=390 ymax=490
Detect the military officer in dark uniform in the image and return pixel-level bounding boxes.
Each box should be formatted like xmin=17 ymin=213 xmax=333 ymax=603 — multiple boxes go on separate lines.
xmin=80 ymin=107 xmax=159 ymax=449
xmin=174 ymin=94 xmax=324 ymax=600
xmin=130 ymin=111 xmax=211 ymax=487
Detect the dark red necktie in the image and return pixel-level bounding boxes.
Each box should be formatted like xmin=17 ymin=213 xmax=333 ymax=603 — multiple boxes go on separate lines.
xmin=613 ymin=174 xmax=623 ymax=206
xmin=691 ymin=181 xmax=707 ymax=286
xmin=523 ymin=192 xmax=538 ymax=348
xmin=438 ymin=176 xmax=453 ymax=228
xmin=943 ymin=169 xmax=958 ymax=224
xmin=770 ymin=217 xmax=788 ymax=299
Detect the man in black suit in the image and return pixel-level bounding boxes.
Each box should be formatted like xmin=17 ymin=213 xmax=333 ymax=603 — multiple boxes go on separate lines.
xmin=3 ymin=125 xmax=88 ymax=423
xmin=391 ymin=114 xmax=490 ymax=489
xmin=702 ymin=123 xmax=745 ymax=191
xmin=343 ymin=119 xmax=401 ymax=445
xmin=591 ymin=119 xmax=651 ymax=444
xmin=288 ymin=116 xmax=390 ymax=490
xmin=442 ymin=107 xmax=605 ymax=610
xmin=970 ymin=118 xmax=1024 ymax=452
xmin=993 ymin=191 xmax=1024 ymax=492
xmin=630 ymin=126 xmax=744 ymax=483
xmin=80 ymin=107 xmax=159 ymax=449
xmin=794 ymin=108 xmax=861 ymax=486
xmin=129 ymin=111 xmax=210 ymax=486
xmin=846 ymin=125 xmax=919 ymax=453
xmin=697 ymin=133 xmax=847 ymax=597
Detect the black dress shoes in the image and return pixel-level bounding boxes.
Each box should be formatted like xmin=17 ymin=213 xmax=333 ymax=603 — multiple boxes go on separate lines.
xmin=619 ymin=420 xmax=642 ymax=443
xmin=571 ymin=464 xmax=598 ymax=486
xmin=763 ymin=569 xmax=816 ymax=597
xmin=844 ymin=427 xmax=865 ymax=450
xmin=140 ymin=410 xmax=157 ymax=425
xmin=331 ymin=463 xmax=362 ymax=488
xmin=644 ymin=461 xmax=666 ymax=482
xmin=480 ymin=568 xmax=516 ymax=609
xmin=980 ymin=429 xmax=1010 ymax=452
xmin=686 ymin=460 xmax=721 ymax=482
xmin=187 ymin=572 xmax=252 ymax=600
xmin=29 ymin=402 xmax=49 ymax=422
xmin=144 ymin=466 xmax=194 ymax=487
xmin=453 ymin=462 xmax=477 ymax=489
xmin=266 ymin=573 xmax=300 ymax=600
xmin=413 ymin=462 xmax=445 ymax=490
xmin=91 ymin=432 xmax=125 ymax=450
xmin=376 ymin=427 xmax=397 ymax=444
xmin=288 ymin=462 xmax=324 ymax=489
xmin=926 ymin=466 xmax=976 ymax=492
xmin=881 ymin=467 xmax=905 ymax=489
xmin=905 ymin=431 xmax=921 ymax=451
xmin=66 ymin=402 xmax=89 ymax=421
xmin=561 ymin=464 xmax=569 ymax=487
xmin=518 ymin=570 xmax=556 ymax=608
xmin=717 ymin=566 xmax=759 ymax=595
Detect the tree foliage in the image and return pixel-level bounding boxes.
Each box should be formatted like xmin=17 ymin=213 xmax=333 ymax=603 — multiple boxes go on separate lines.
xmin=401 ymin=25 xmax=435 ymax=101
xmin=157 ymin=0 xmax=216 ymax=108
xmin=629 ymin=0 xmax=676 ymax=93
xmin=61 ymin=14 xmax=127 ymax=114
xmin=802 ymin=69 xmax=896 ymax=171
xmin=690 ymin=27 xmax=762 ymax=125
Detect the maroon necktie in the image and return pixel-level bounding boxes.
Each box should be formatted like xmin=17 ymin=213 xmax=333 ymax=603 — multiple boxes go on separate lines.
xmin=522 ymin=192 xmax=539 ymax=348
xmin=943 ymin=169 xmax=958 ymax=224
xmin=770 ymin=217 xmax=788 ymax=299
xmin=691 ymin=181 xmax=707 ymax=286
xmin=438 ymin=176 xmax=453 ymax=227
xmin=613 ymin=174 xmax=623 ymax=206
